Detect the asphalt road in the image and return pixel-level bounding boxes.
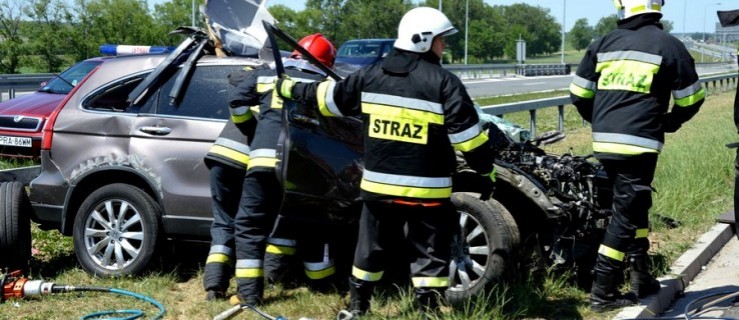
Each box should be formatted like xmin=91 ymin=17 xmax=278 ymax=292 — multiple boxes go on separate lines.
xmin=462 ymin=62 xmax=737 ymax=99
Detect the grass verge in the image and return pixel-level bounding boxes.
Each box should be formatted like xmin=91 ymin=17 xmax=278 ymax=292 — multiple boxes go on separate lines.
xmin=0 ymin=91 xmax=735 ymax=319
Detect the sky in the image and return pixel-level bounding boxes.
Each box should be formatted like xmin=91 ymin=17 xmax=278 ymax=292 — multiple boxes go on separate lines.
xmin=262 ymin=0 xmax=737 ymax=34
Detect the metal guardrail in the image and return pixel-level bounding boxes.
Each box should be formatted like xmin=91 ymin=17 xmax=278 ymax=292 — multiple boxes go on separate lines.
xmin=479 ymin=73 xmax=739 ymax=138
xmin=0 ymin=73 xmax=55 ymax=100
xmin=1 ymin=70 xmax=736 ymax=138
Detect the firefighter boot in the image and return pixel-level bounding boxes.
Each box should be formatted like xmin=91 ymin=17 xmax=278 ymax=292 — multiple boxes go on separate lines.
xmin=236 ymin=277 xmax=264 ymax=306
xmin=590 ymin=268 xmax=637 ymax=313
xmin=264 ymin=252 xmax=299 ymax=288
xmin=415 ymin=288 xmax=443 ymax=317
xmin=628 ymin=254 xmax=661 ymax=298
xmin=344 ymin=276 xmax=374 ymax=318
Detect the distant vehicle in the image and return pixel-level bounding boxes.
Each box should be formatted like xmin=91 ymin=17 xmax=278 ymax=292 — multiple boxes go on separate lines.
xmin=335 ymin=38 xmax=395 ymax=69
xmin=0 ymin=45 xmax=173 ymax=159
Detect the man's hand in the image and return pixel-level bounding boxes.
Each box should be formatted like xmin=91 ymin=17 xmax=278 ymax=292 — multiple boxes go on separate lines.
xmin=275 ymin=75 xmax=296 ymax=100
xmin=479 ymin=169 xmax=496 ymax=201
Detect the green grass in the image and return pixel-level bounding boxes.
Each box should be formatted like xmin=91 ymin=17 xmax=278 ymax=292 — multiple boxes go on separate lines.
xmin=0 ymin=91 xmax=736 ymax=319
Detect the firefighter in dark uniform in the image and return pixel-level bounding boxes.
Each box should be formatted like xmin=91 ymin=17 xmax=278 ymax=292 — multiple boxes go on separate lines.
xmin=275 ymin=7 xmax=499 ymax=317
xmin=231 ymin=33 xmax=338 ymax=305
xmin=717 ymin=9 xmax=739 ymax=238
xmin=202 ymin=68 xmax=260 ymax=301
xmin=569 ymin=0 xmax=705 ymax=312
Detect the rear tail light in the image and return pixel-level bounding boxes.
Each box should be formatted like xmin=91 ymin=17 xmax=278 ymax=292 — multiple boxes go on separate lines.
xmin=41 ymin=65 xmax=102 ymax=150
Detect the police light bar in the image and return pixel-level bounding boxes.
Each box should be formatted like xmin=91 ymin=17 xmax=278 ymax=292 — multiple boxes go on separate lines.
xmin=99 ymin=44 xmax=175 ymax=56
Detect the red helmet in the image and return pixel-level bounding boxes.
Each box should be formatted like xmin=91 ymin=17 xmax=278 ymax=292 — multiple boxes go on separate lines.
xmin=291 ymin=33 xmax=336 ymax=68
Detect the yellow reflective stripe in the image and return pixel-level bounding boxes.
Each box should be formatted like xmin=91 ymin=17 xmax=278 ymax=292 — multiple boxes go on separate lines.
xmin=362 ymin=103 xmax=444 ymax=125
xmin=209 ymin=145 xmax=250 ymax=167
xmin=352 ymin=266 xmax=384 ymax=282
xmin=598 ymin=244 xmax=626 ymax=262
xmin=257 ymin=83 xmax=274 ymax=93
xmin=271 ymin=88 xmax=284 ymax=109
xmin=596 ymin=60 xmax=659 ymax=94
xmin=629 ymin=4 xmax=661 ymax=15
xmin=231 ymin=111 xmax=254 ymax=124
xmin=317 ymin=81 xmax=336 ymax=117
xmin=235 ymin=268 xmax=264 ymax=278
xmin=452 ymin=131 xmax=489 ymax=152
xmin=674 ymin=88 xmax=705 ymax=107
xmin=206 ymin=253 xmax=231 ymax=264
xmin=266 ymin=244 xmax=297 ymax=255
xmin=635 ymin=228 xmax=649 ymax=239
xmin=569 ymin=82 xmax=595 ymax=99
xmin=248 ymin=158 xmax=278 ymax=169
xmin=592 ymin=142 xmax=659 ymax=155
xmin=305 ymin=265 xmax=336 ymax=280
xmin=412 ymin=277 xmax=449 ymax=288
xmin=360 ymin=179 xmax=452 ymax=199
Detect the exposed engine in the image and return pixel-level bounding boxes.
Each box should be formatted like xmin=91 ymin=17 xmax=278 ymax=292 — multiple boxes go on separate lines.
xmin=496 ymin=140 xmax=613 ymax=287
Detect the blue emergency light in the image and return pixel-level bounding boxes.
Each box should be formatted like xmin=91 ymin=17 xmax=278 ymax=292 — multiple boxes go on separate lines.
xmin=99 ymin=44 xmax=175 ymax=56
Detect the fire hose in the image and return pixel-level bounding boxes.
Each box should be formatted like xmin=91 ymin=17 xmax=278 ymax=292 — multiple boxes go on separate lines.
xmin=1 ymin=269 xmax=166 ymax=320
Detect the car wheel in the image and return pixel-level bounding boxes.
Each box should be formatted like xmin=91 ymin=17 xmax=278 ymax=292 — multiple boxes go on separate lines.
xmin=0 ymin=182 xmax=32 ymax=273
xmin=446 ymin=192 xmax=520 ymax=308
xmin=73 ymin=183 xmax=161 ymax=277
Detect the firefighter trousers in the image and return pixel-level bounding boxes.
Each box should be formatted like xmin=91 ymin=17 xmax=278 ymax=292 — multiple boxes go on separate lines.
xmin=234 ymin=170 xmax=286 ymax=302
xmin=595 ymin=153 xmax=658 ymax=271
xmin=203 ymin=163 xmax=245 ymax=292
xmin=734 ymin=148 xmax=739 ymax=237
xmin=351 ymin=200 xmax=457 ymax=290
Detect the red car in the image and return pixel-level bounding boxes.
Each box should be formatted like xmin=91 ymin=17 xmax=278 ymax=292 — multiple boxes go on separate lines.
xmin=0 ymin=45 xmax=173 ymax=159
xmin=0 ymin=59 xmax=103 ymax=158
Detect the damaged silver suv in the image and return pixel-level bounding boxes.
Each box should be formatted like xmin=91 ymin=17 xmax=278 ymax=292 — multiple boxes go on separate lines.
xmin=21 ymin=32 xmax=266 ymax=276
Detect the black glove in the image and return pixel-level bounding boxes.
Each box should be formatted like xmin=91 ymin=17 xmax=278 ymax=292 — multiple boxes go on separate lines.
xmin=479 ymin=169 xmax=496 ymax=201
xmin=662 ymin=113 xmax=682 ymax=133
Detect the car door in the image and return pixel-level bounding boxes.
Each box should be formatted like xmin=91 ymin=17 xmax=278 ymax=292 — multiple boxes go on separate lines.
xmin=129 ymin=64 xmax=234 ymax=237
xmin=278 ymin=99 xmax=364 ymax=226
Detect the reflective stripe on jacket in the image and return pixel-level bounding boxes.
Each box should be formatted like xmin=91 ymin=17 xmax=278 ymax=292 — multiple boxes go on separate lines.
xmin=204 ymin=118 xmax=254 ymax=170
xmin=231 ymin=68 xmax=326 ymax=173
xmin=569 ymin=14 xmax=705 ymax=157
xmin=290 ymin=49 xmax=497 ymax=201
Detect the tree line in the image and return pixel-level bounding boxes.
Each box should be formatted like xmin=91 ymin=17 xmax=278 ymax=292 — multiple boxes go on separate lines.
xmin=0 ymin=0 xmax=674 ymax=74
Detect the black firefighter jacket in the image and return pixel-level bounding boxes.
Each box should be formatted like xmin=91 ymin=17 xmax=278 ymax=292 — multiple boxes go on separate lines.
xmin=230 ymin=66 xmax=326 ymax=173
xmin=289 ymin=49 xmax=498 ymax=202
xmin=569 ymin=13 xmax=705 ymax=160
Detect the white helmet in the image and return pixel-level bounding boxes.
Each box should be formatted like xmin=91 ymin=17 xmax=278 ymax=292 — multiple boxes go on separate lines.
xmin=613 ymin=0 xmax=664 ymax=20
xmin=394 ymin=7 xmax=458 ymax=53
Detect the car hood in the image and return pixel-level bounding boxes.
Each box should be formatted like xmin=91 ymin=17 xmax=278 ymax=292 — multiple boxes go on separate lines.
xmin=0 ymin=91 xmax=65 ymax=117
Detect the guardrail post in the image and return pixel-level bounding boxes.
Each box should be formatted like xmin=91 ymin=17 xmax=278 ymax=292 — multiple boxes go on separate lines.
xmin=9 ymin=88 xmax=15 ymax=100
xmin=529 ymin=109 xmax=537 ymax=138
xmin=557 ymin=105 xmax=565 ymax=133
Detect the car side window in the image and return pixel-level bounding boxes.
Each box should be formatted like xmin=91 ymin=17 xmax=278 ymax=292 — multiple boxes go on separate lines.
xmin=82 ymin=73 xmax=148 ymax=112
xmin=156 ymin=65 xmax=232 ymax=120
xmin=381 ymin=42 xmax=393 ymax=57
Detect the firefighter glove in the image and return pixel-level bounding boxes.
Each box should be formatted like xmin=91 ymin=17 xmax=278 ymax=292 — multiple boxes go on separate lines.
xmin=275 ymin=75 xmax=295 ymax=100
xmin=479 ymin=168 xmax=496 ymax=201
xmin=662 ymin=113 xmax=681 ymax=133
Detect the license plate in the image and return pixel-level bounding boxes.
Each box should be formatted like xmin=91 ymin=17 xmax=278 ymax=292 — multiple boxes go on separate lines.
xmin=0 ymin=135 xmax=32 ymax=147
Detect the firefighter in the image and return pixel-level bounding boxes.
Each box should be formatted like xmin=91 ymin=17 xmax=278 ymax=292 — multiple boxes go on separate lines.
xmin=274 ymin=7 xmax=499 ymax=317
xmin=202 ymin=68 xmax=261 ymax=301
xmin=569 ymin=0 xmax=705 ymax=312
xmin=231 ymin=33 xmax=338 ymax=305
xmin=717 ymin=9 xmax=739 ymax=238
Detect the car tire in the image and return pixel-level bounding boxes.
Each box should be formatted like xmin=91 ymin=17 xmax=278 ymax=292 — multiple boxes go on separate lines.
xmin=446 ymin=192 xmax=520 ymax=308
xmin=0 ymin=181 xmax=32 ymax=273
xmin=73 ymin=183 xmax=161 ymax=277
